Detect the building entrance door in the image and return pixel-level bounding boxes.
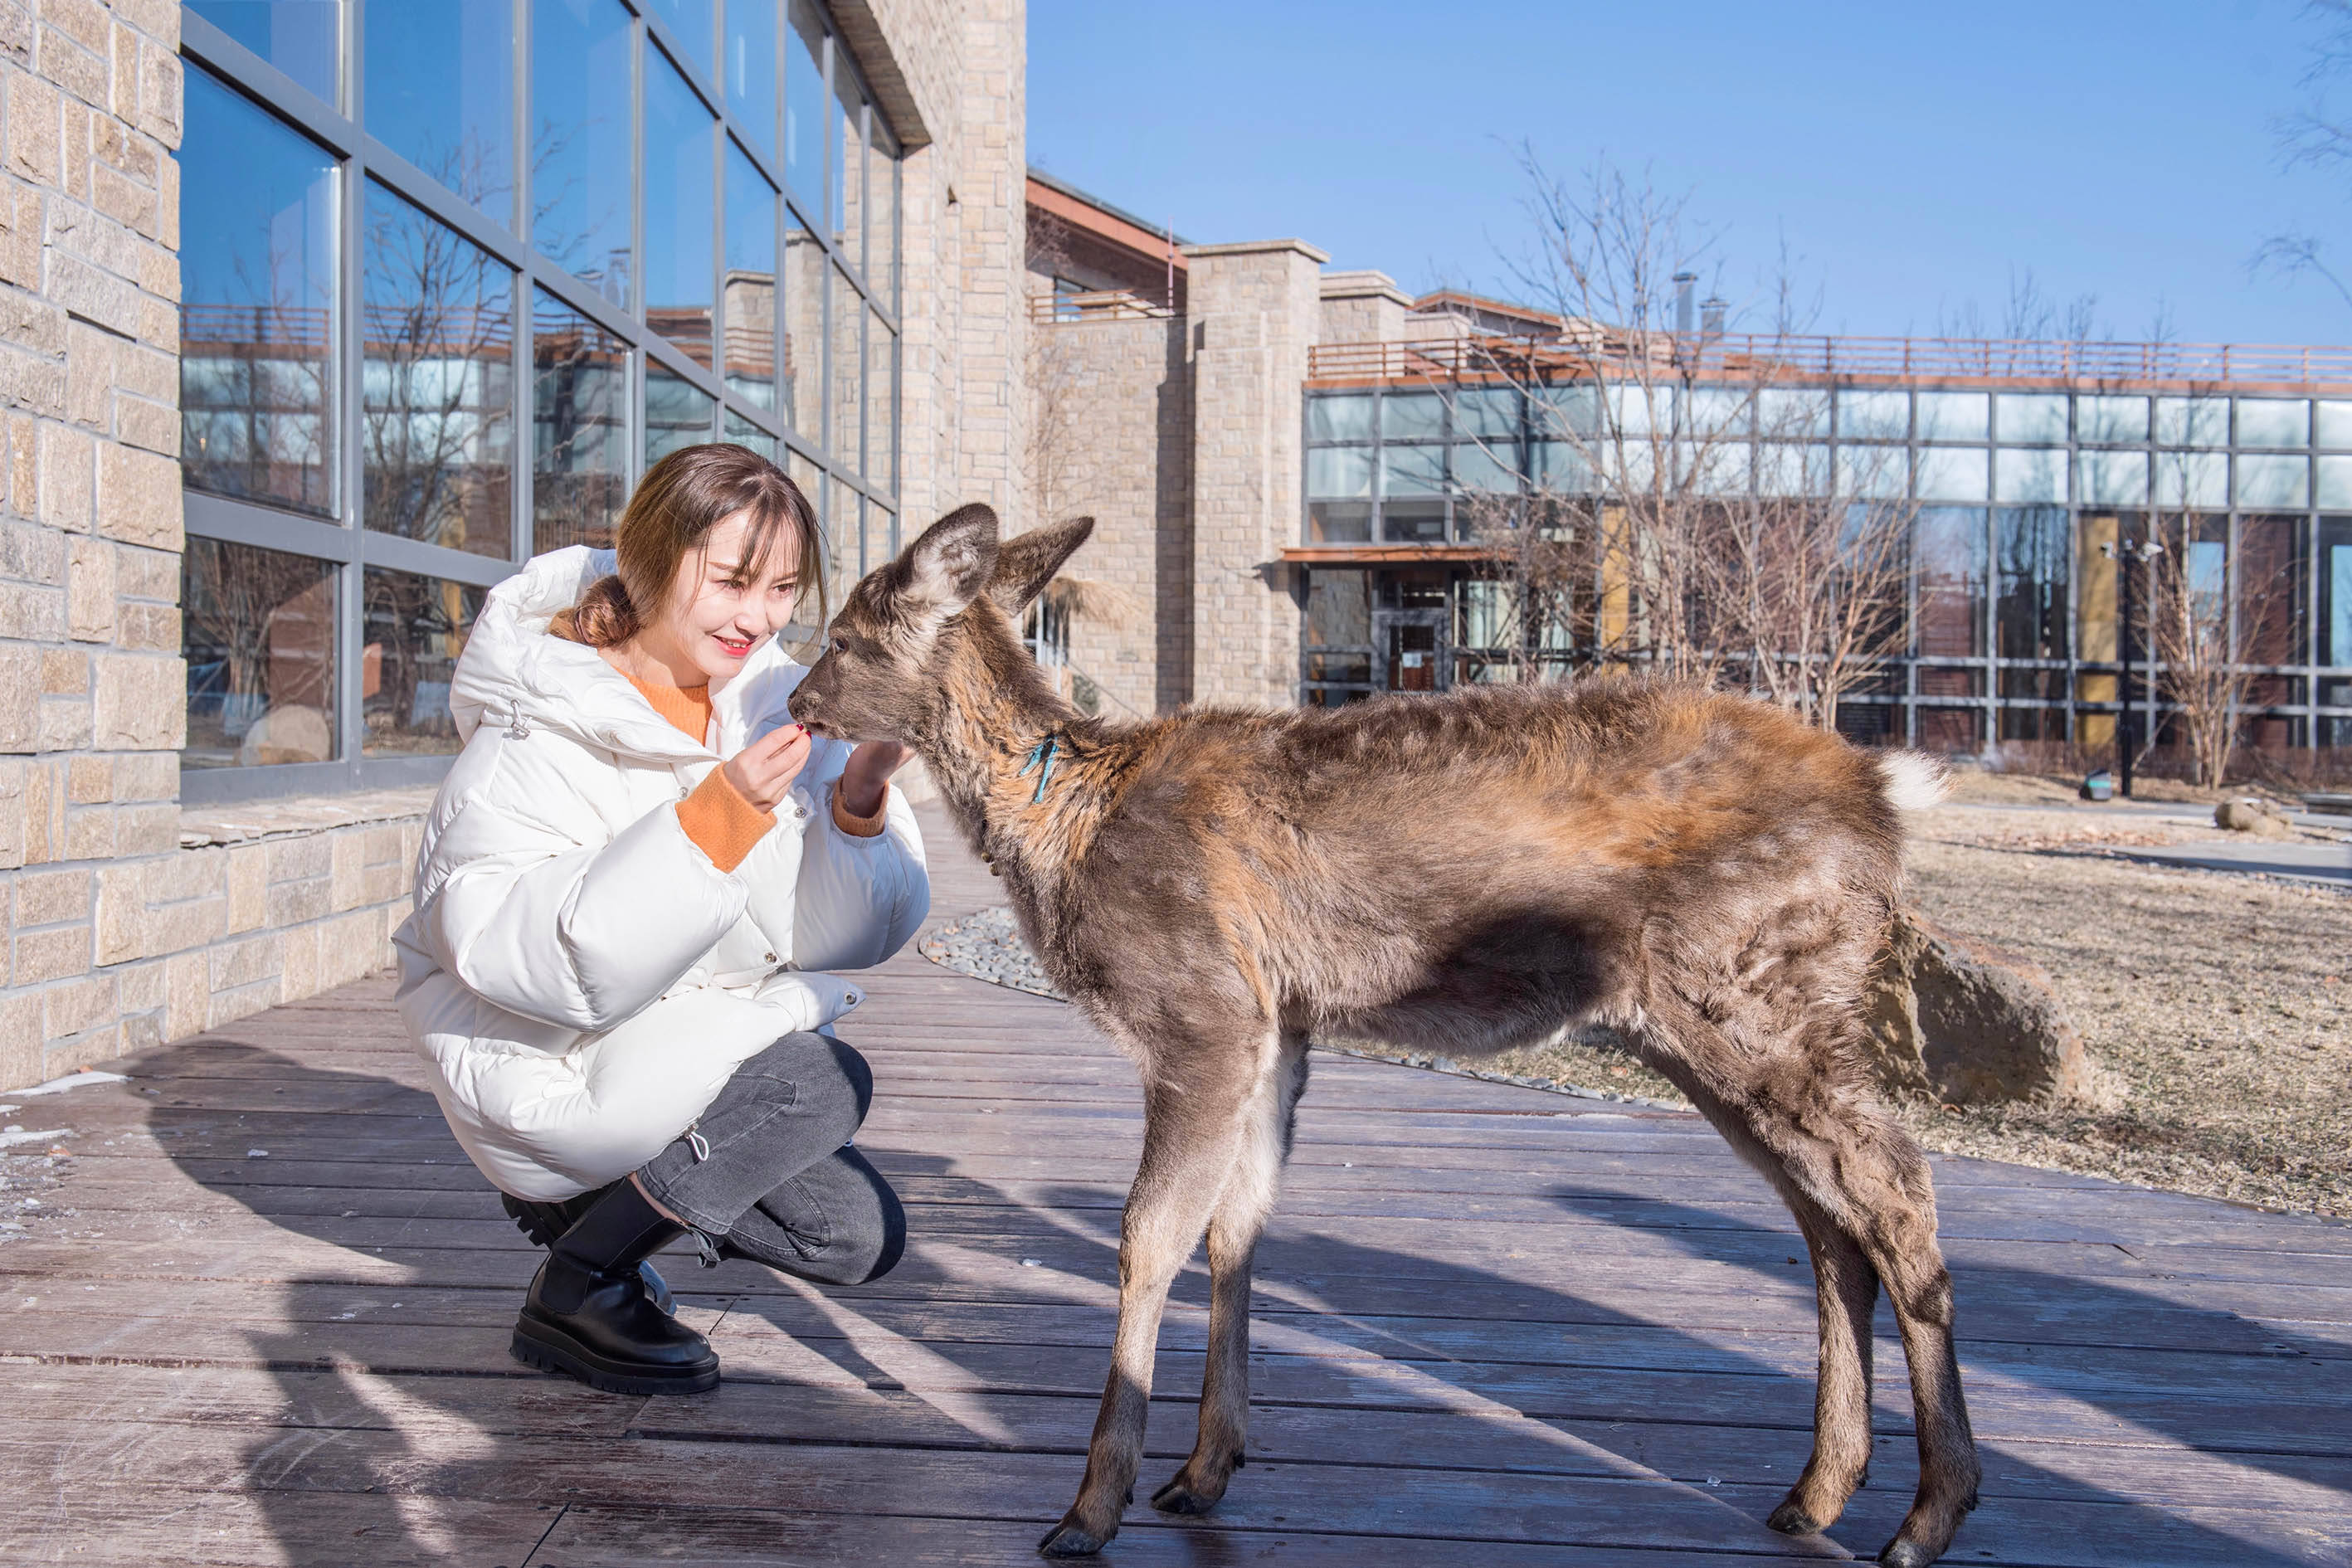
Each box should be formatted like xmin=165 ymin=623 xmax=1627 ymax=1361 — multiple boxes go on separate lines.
xmin=1376 ymin=607 xmax=1450 ymax=694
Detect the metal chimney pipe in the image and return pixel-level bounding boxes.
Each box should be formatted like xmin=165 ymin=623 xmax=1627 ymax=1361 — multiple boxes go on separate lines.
xmin=1701 ymin=296 xmax=1727 ymax=338
xmin=1673 ymin=271 xmax=1697 ymax=336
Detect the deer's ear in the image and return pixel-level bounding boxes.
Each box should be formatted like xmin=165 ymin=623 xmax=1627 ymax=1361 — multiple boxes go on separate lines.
xmin=986 ymin=517 xmax=1095 ymax=614
xmin=897 ymin=504 xmax=1001 ymax=622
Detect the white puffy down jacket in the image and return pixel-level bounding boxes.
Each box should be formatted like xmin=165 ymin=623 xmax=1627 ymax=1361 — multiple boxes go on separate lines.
xmin=392 ymin=547 xmax=929 ymax=1201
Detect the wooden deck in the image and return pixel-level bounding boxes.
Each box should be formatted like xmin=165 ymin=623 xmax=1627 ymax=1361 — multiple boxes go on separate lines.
xmin=2 ymin=800 xmax=2348 ymax=1566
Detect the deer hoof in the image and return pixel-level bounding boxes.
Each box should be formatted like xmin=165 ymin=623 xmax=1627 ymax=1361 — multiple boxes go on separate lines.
xmin=1037 ymin=1517 xmax=1111 ymax=1558
xmin=1766 ymin=1501 xmax=1827 ymax=1536
xmin=1149 ymin=1475 xmax=1221 ymax=1516
xmin=1877 ymin=1540 xmax=1941 ymax=1568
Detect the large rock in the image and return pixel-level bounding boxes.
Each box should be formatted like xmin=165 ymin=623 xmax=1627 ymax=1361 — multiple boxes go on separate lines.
xmin=1862 ymin=910 xmax=2094 ymax=1105
xmin=2215 ymin=798 xmax=2294 ymax=840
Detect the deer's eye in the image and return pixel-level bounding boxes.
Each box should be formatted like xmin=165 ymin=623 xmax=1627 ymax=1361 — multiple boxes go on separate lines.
xmin=830 ymin=637 xmax=850 ymax=656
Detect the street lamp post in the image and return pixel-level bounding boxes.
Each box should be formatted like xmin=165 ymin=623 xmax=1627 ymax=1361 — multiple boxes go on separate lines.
xmin=2101 ymin=532 xmax=2167 ymax=800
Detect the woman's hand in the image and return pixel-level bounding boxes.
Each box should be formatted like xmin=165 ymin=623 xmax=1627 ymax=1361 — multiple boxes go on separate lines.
xmin=838 ymin=740 xmax=911 ymax=820
xmin=723 ymin=723 xmax=813 ymax=812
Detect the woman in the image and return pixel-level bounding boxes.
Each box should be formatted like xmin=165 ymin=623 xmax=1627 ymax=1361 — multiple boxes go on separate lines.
xmin=392 ymin=444 xmax=928 ymax=1395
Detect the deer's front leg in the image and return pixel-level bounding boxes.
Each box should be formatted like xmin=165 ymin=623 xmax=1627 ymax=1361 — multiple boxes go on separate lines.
xmin=1039 ymin=1079 xmax=1249 ymax=1557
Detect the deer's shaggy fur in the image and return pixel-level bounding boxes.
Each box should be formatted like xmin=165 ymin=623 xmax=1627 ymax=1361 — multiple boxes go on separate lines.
xmin=787 ymin=506 xmax=1980 ymax=1567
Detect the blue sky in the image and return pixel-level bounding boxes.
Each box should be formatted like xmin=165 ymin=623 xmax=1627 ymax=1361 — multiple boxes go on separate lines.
xmin=1027 ymin=1 xmax=2352 ymax=346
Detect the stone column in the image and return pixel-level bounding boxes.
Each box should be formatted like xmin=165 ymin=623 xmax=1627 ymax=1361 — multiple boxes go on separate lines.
xmin=0 ymin=0 xmax=185 ymax=1089
xmin=1184 ymin=238 xmax=1324 ymax=709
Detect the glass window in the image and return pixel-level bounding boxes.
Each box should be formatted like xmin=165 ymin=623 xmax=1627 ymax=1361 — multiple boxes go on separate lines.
xmin=647 ymin=361 xmax=716 ymax=463
xmin=1452 ymin=440 xmax=1522 ymax=493
xmin=1608 ymin=384 xmax=1661 ymax=438
xmin=2154 ymin=450 xmax=2228 ymax=510
xmin=1381 ymin=444 xmax=1445 ymax=496
xmin=2077 ymin=395 xmax=2148 ymax=444
xmin=1534 ymin=440 xmax=1593 ymax=494
xmin=830 ymin=266 xmax=864 ymax=471
xmin=2238 ymin=398 xmax=2309 ymax=448
xmin=362 ymin=183 xmax=515 ymax=558
xmin=785 ymin=0 xmax=825 ymax=203
xmin=1915 ymin=446 xmax=1988 ymax=503
xmin=1915 ymin=391 xmax=1988 ymax=442
xmin=2319 ymin=455 xmax=2352 ymax=510
xmin=1307 ymin=395 xmax=1374 ymax=442
xmin=181 ymin=66 xmax=338 ymax=518
xmin=1452 ymin=387 xmax=1520 ymax=440
xmin=1306 ymin=570 xmax=1373 ymax=650
xmin=531 ymin=0 xmax=634 ymax=307
xmin=1307 ymin=501 xmax=1371 ymax=543
xmin=182 ymin=538 xmax=338 ymax=770
xmin=189 ymin=1 xmax=340 ymax=105
xmin=834 ymin=78 xmax=866 ymax=275
xmin=867 ymin=311 xmax=895 ymax=496
xmin=1837 ymin=442 xmax=1906 ymax=500
xmin=1687 ymin=387 xmax=1751 ymax=437
xmin=783 ymin=207 xmax=824 ymax=435
xmin=1995 ymin=393 xmax=2067 ymax=444
xmin=725 ymin=0 xmax=780 ymax=158
xmin=642 ymin=0 xmax=714 ymax=79
xmin=1755 ymin=388 xmax=1829 ymax=440
xmin=1914 ymin=507 xmax=1986 ymax=659
xmin=1533 ymin=384 xmax=1598 ymax=437
xmin=1837 ymin=388 xmax=1907 ymax=441
xmin=364 ymin=0 xmax=513 ymax=222
xmin=822 ymin=470 xmax=857 ymax=604
xmin=2155 ymin=396 xmax=2228 ymax=447
xmin=2316 ymin=401 xmax=2352 ymax=450
xmin=2322 ymin=518 xmax=2352 ymax=666
xmin=1755 ymin=443 xmax=1827 ymax=497
xmin=531 ymin=290 xmax=628 ymax=553
xmin=723 ymin=407 xmax=777 ymax=461
xmin=362 ymin=567 xmax=485 ymax=757
xmin=723 ymin=139 xmax=779 ymax=412
xmin=2237 ymin=453 xmax=2310 ymax=509
xmin=1381 ymin=390 xmax=1444 ymax=441
xmin=1996 ymin=507 xmax=2068 ymax=663
xmin=2077 ymin=450 xmax=2148 ymax=508
xmin=1994 ymin=446 xmax=2067 ymax=504
xmin=645 ymin=46 xmax=718 ymax=368
xmin=1381 ymin=500 xmax=1447 ymax=543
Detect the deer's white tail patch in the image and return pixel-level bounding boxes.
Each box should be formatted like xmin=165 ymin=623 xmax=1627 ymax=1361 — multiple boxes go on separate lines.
xmin=1877 ymin=750 xmax=1948 ymax=813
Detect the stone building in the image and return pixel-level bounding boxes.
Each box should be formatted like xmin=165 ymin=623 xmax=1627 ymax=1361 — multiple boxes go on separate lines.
xmin=0 ymin=0 xmax=1028 ymax=1093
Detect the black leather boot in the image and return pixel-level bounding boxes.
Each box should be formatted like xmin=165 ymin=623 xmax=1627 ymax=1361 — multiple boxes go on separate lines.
xmin=502 ymin=1186 xmax=675 ymax=1314
xmin=510 ymin=1181 xmax=718 ymax=1395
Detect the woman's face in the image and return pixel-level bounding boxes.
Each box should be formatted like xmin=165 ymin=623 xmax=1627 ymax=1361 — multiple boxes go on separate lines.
xmin=649 ymin=509 xmax=802 ymax=683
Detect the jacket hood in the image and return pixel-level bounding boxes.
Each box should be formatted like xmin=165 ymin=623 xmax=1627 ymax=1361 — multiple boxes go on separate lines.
xmin=450 ymin=546 xmax=801 ymax=762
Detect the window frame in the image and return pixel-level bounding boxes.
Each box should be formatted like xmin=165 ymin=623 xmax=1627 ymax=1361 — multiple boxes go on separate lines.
xmin=178 ymin=0 xmax=901 ymax=801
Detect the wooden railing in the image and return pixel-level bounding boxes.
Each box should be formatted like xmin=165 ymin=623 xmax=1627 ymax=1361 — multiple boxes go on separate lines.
xmin=1306 ymin=332 xmax=2352 ymax=392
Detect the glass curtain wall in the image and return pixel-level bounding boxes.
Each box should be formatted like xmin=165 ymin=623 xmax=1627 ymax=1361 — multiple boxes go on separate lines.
xmin=177 ymin=0 xmax=900 ymax=800
xmin=1301 ymin=380 xmax=2352 ymax=766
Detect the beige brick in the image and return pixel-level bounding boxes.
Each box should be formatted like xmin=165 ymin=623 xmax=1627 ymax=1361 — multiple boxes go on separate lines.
xmin=206 ymin=975 xmax=278 ymax=1030
xmin=319 ymin=908 xmax=388 ymax=987
xmin=0 ymin=758 xmax=24 ymax=869
xmin=36 ymin=421 xmax=92 ymax=534
xmin=0 ymin=183 xmax=38 ymax=289
xmin=65 ymin=752 xmax=107 ymax=801
xmin=114 ymin=391 xmax=175 ymax=455
xmin=267 ymin=875 xmax=329 ymax=928
xmin=13 ymin=864 xmax=85 ymax=925
xmin=0 ymin=646 xmax=36 ymax=751
xmin=144 ymin=892 xmax=223 ymax=956
xmin=207 ymin=931 xmax=278 ymax=991
xmin=65 ymin=533 xmax=111 ymax=639
xmin=61 ymin=800 xmax=110 ymax=859
xmin=91 ymin=859 xmax=139 ymax=963
xmin=278 ymin=918 xmax=317 ymax=1001
xmin=20 ymin=754 xmax=60 ymax=862
xmin=224 ymin=842 xmax=264 ymax=933
xmin=115 ymin=599 xmax=176 ymax=650
xmin=14 ymin=920 xmax=86 ymax=982
xmin=41 ymin=970 xmax=108 ymax=1039
xmin=266 ymin=834 xmax=329 ymax=883
xmin=113 ymin=799 xmax=172 ymax=853
xmin=6 ymin=71 xmax=60 ymax=184
xmin=91 ymin=650 xmax=181 ymax=747
xmin=0 ymin=990 xmax=40 ymax=1089
xmin=144 ymin=843 xmax=219 ymax=904
xmin=163 ymin=947 xmax=203 ymax=1039
xmin=329 ymin=828 xmax=365 ymax=911
xmin=39 ymin=645 xmax=85 ymax=693
xmin=111 ymin=539 xmax=174 ymax=601
xmin=114 ymin=956 xmax=163 ymax=1011
xmin=111 ymin=747 xmax=172 ymax=800
xmin=94 ymin=438 xmax=177 ymax=547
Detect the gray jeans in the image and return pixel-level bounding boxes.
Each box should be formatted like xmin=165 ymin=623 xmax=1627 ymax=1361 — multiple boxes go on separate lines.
xmin=634 ymin=1032 xmax=905 ymax=1287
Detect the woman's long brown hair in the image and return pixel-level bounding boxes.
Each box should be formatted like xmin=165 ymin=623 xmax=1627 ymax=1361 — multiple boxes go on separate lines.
xmin=555 ymin=444 xmax=825 ymax=648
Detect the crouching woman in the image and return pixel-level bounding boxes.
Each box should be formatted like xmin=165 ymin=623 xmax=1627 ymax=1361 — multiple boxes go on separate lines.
xmin=392 ymin=443 xmax=927 ymax=1395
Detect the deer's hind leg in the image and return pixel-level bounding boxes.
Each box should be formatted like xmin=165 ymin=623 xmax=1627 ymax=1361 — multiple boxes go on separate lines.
xmin=1651 ymin=1007 xmax=1979 ymax=1568
xmin=1152 ymin=1028 xmax=1311 ymax=1517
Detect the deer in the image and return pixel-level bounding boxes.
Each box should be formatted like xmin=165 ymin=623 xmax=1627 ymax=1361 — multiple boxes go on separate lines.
xmin=785 ymin=504 xmax=1979 ymax=1568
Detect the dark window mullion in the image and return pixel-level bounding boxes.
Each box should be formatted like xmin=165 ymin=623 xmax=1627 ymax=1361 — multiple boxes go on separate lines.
xmin=358 ymin=530 xmax=516 ymax=590
xmin=338 ymin=1 xmax=370 ymax=787
xmin=181 ymin=12 xmax=360 ymax=158
xmin=511 ymin=0 xmax=535 ymax=567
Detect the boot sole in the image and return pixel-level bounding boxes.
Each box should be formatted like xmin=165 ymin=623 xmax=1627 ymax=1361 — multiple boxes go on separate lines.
xmin=511 ymin=1318 xmax=719 ymax=1395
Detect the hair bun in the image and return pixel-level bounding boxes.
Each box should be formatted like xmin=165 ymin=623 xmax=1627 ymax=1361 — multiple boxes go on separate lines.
xmin=567 ymin=574 xmax=639 ymax=648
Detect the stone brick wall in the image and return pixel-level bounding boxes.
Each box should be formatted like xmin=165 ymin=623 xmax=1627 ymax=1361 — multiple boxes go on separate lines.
xmin=1318 ymin=269 xmax=1413 ymax=344
xmin=0 ymin=0 xmax=192 ymax=1089
xmin=1185 ymin=240 xmax=1324 ymax=709
xmin=1026 ymin=308 xmax=1191 ymax=717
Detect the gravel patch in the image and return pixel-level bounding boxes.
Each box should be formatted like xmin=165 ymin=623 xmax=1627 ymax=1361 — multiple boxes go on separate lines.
xmin=919 ymin=907 xmax=1068 ymax=1001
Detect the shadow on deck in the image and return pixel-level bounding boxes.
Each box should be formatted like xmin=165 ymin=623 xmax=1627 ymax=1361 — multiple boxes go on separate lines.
xmin=1 ymin=802 xmax=2346 ymax=1566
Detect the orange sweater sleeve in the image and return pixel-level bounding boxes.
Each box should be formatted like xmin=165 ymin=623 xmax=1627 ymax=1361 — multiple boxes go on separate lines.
xmin=830 ymin=781 xmax=889 ymax=838
xmin=677 ymin=766 xmax=776 ymax=873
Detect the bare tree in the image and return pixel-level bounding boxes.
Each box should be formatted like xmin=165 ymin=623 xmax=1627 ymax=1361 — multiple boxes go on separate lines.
xmin=2145 ymin=511 xmax=2294 ymax=789
xmin=2259 ymin=0 xmax=2352 ymax=312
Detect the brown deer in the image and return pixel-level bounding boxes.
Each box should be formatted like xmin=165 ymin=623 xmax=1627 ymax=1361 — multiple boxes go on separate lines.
xmin=786 ymin=505 xmax=1979 ymax=1567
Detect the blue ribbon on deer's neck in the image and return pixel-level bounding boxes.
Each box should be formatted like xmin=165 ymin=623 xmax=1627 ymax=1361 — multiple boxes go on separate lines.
xmin=1018 ymin=734 xmax=1060 ymax=804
